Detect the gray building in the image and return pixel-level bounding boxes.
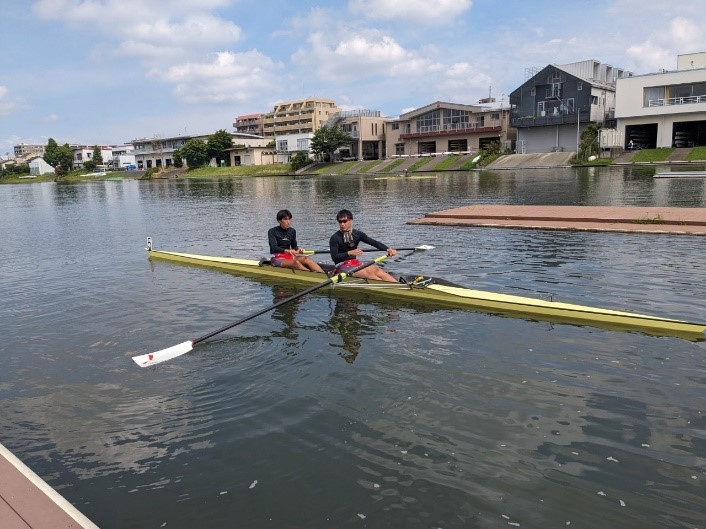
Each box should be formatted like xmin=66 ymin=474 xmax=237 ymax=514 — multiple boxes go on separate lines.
xmin=510 ymin=60 xmax=630 ymax=154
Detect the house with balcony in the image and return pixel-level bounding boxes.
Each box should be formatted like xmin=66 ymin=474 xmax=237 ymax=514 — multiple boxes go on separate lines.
xmin=131 ymin=135 xmax=205 ymax=170
xmin=615 ymin=52 xmax=706 ymax=149
xmin=71 ymin=145 xmax=114 ymax=169
xmin=510 ymin=60 xmax=630 ymax=153
xmin=384 ymin=101 xmax=514 ymax=157
xmin=327 ymin=109 xmax=386 ymax=160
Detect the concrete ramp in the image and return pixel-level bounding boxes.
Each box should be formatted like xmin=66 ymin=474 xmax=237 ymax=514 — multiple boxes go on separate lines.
xmin=487 ymin=152 xmax=574 ymax=169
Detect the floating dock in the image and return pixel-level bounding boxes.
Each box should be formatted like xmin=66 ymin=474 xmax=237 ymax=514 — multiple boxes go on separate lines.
xmin=0 ymin=442 xmax=98 ymax=529
xmin=409 ymin=205 xmax=706 ymax=235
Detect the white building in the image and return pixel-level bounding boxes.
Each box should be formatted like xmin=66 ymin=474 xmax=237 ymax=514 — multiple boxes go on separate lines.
xmin=111 ymin=144 xmax=136 ymax=169
xmin=615 ymin=52 xmax=706 ymax=149
xmin=27 ymin=156 xmax=54 ymax=175
xmin=72 ymin=145 xmax=114 ymax=169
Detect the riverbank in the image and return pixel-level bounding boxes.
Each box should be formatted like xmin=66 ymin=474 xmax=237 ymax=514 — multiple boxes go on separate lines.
xmin=3 ymin=146 xmax=706 ymax=183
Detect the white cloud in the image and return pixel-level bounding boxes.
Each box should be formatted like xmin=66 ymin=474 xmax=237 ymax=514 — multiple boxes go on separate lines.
xmin=293 ymin=29 xmax=442 ymax=82
xmin=626 ymin=17 xmax=704 ymax=71
xmin=32 ymin=0 xmax=231 ymax=24
xmin=349 ymin=0 xmax=472 ymax=24
xmin=0 ymin=86 xmax=22 ymax=116
xmin=154 ymin=50 xmax=281 ymax=104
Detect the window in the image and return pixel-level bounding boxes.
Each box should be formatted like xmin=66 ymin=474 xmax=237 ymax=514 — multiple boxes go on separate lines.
xmin=391 ymin=123 xmax=399 ymax=130
xmin=296 ymin=138 xmax=309 ymax=151
xmin=530 ymin=87 xmax=536 ymax=96
xmin=417 ymin=110 xmax=441 ymax=133
xmin=277 ymin=139 xmax=288 ymax=152
xmin=577 ymin=82 xmax=583 ymax=91
xmin=395 ymin=143 xmax=404 ymax=155
xmin=442 ymin=108 xmax=470 ymax=130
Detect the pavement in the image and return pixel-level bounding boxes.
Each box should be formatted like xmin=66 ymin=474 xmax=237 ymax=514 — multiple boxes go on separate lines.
xmin=409 ymin=205 xmax=706 ymax=235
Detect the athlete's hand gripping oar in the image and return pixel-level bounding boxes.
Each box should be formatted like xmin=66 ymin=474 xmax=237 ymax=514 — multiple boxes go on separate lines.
xmin=301 ymin=244 xmax=434 ymax=255
xmin=132 ymin=255 xmax=390 ymax=367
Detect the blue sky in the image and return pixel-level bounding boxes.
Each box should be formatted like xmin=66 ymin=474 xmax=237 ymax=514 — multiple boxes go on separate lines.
xmin=1 ymin=0 xmax=705 ymax=157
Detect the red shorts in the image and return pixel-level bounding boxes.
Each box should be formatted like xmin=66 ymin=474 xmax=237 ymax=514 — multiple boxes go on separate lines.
xmin=335 ymin=258 xmax=363 ymax=273
xmin=271 ymin=252 xmax=295 ymax=266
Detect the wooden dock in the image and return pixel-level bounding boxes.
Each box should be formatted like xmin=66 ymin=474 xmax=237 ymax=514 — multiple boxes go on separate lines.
xmin=0 ymin=442 xmax=98 ymax=529
xmin=409 ymin=205 xmax=706 ymax=235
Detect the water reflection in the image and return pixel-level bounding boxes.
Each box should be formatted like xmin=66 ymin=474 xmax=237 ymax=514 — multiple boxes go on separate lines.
xmin=2 ymin=169 xmax=706 ymax=529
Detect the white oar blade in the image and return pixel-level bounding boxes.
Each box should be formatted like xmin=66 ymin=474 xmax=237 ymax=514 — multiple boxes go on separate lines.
xmin=415 ymin=244 xmax=435 ymax=251
xmin=132 ymin=340 xmax=194 ymax=367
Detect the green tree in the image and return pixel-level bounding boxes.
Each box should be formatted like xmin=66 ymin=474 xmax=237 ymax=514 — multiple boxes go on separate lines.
xmin=207 ymin=129 xmax=233 ymax=166
xmin=173 ymin=149 xmax=183 ymax=168
xmin=310 ymin=125 xmax=352 ymax=162
xmin=92 ymin=145 xmax=103 ymax=166
xmin=180 ymin=139 xmax=209 ymax=168
xmin=578 ymin=123 xmax=600 ymax=160
xmin=56 ymin=144 xmax=74 ymax=172
xmin=44 ymin=138 xmax=60 ymax=167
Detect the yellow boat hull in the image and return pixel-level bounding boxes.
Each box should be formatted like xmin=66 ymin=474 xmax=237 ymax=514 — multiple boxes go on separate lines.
xmin=147 ymin=249 xmax=705 ymax=341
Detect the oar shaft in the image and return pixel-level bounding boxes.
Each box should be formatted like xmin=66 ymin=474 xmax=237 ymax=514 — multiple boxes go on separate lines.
xmin=303 ymin=247 xmax=420 ymax=255
xmin=192 ymin=254 xmax=388 ymax=345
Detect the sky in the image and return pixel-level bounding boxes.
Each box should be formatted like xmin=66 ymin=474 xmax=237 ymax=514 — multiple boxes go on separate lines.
xmin=1 ymin=0 xmax=705 ymax=157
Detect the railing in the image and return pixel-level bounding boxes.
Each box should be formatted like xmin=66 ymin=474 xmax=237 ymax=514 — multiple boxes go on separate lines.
xmin=648 ymin=95 xmax=706 ymax=107
xmin=399 ymin=123 xmax=502 ymax=139
xmin=511 ymin=110 xmax=584 ymax=128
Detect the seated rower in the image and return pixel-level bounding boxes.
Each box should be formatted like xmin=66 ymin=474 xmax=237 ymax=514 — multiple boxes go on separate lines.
xmin=329 ymin=209 xmax=397 ymax=282
xmin=268 ymin=209 xmax=325 ymax=273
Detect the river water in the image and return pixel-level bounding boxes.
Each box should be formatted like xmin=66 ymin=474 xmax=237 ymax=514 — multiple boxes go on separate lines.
xmin=1 ymin=167 xmax=705 ymax=529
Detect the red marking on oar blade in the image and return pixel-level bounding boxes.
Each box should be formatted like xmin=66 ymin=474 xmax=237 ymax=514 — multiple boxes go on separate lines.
xmin=148 ymin=354 xmax=154 ymax=360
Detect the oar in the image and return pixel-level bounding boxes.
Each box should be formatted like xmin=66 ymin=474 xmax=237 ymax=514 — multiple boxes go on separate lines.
xmin=132 ymin=254 xmax=390 ymax=367
xmin=302 ymin=244 xmax=434 ymax=255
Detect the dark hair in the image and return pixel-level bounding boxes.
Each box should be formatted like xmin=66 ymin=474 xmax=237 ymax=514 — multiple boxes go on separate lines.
xmin=336 ymin=209 xmax=353 ymax=221
xmin=276 ymin=209 xmax=292 ymax=221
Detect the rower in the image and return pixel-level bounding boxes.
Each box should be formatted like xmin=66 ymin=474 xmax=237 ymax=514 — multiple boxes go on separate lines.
xmin=268 ymin=210 xmax=325 ymax=273
xmin=329 ymin=209 xmax=397 ymax=282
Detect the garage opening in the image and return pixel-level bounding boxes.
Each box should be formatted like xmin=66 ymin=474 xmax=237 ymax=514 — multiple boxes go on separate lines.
xmin=626 ymin=124 xmax=657 ymax=149
xmin=447 ymin=139 xmax=468 ymax=152
xmin=673 ymin=120 xmax=706 ymax=147
xmin=418 ymin=141 xmax=436 ymax=154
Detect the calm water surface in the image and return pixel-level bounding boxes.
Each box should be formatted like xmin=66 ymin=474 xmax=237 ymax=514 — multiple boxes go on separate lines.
xmin=1 ymin=167 xmax=705 ymax=529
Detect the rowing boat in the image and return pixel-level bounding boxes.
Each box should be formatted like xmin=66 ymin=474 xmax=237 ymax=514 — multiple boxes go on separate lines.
xmin=653 ymin=170 xmax=706 ymax=178
xmin=146 ymin=248 xmax=705 ymax=341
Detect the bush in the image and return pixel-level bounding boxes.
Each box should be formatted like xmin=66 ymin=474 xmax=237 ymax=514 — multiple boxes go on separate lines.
xmin=290 ymin=152 xmax=311 ymax=172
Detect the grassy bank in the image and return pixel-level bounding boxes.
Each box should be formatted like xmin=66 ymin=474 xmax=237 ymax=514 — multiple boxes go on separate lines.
xmin=183 ymin=165 xmax=292 ymax=177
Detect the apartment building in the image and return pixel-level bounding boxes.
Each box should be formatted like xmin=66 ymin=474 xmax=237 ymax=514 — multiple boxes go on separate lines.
xmin=261 ymin=98 xmax=340 ymax=138
xmin=615 ymin=52 xmax=706 ymax=149
xmin=14 ymin=143 xmax=45 ymax=159
xmin=233 ymin=114 xmax=263 ymax=136
xmin=385 ymin=101 xmax=514 ymax=157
